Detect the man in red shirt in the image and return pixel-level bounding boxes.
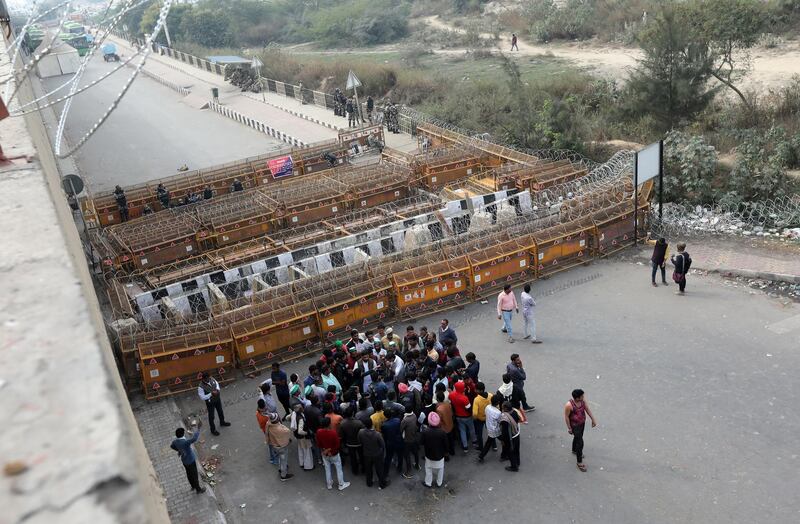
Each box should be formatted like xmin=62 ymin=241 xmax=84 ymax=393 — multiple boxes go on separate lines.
xmin=449 ymin=381 xmax=476 ymax=453
xmin=316 ymin=417 xmax=351 ymax=490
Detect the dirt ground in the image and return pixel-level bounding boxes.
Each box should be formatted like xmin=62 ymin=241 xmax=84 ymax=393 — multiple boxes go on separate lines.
xmin=420 ymin=15 xmax=800 ymax=91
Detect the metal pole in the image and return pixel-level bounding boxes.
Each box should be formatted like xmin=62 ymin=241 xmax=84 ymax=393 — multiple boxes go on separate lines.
xmin=353 ymin=85 xmax=362 ymax=126
xmin=658 ymin=139 xmax=664 ymax=220
xmin=163 ymin=19 xmax=172 ymax=47
xmin=634 ymin=152 xmax=639 ymax=246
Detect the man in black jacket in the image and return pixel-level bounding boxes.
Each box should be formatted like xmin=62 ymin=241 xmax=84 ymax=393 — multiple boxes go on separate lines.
xmin=671 ymin=242 xmax=692 ymax=294
xmin=305 ymin=396 xmax=324 ymax=466
xmin=358 ymin=418 xmax=389 ymax=488
xmin=340 ymin=407 xmax=365 ymax=475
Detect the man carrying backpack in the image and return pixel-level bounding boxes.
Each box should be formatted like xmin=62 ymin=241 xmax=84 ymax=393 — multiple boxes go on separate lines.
xmin=670 ymin=242 xmax=692 ymax=295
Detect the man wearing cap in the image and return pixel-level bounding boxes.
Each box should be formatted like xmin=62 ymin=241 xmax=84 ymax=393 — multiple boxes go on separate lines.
xmin=256 ymin=399 xmax=279 ymax=466
xmin=420 ymin=412 xmax=449 ymax=487
xmin=450 ymin=381 xmax=475 ymax=453
xmin=266 ymin=411 xmax=294 ymax=481
xmin=381 ymin=327 xmax=402 ymax=349
xmin=258 ymin=378 xmax=279 ymax=415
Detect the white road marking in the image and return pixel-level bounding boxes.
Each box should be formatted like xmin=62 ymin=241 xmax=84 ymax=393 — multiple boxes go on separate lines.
xmin=766 ymin=313 xmax=800 ymax=335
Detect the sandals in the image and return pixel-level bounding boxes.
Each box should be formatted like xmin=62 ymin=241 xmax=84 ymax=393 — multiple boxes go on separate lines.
xmin=577 ymin=463 xmax=587 ymax=472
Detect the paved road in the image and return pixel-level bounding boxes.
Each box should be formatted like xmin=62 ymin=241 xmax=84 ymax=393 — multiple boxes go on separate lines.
xmin=169 ymin=258 xmax=800 ymax=524
xmin=41 ymin=56 xmax=284 ymax=193
xmin=105 ymin=35 xmax=417 ymax=153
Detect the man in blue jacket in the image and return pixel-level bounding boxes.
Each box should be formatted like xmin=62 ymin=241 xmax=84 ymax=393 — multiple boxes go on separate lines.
xmin=171 ymin=427 xmax=206 ymax=493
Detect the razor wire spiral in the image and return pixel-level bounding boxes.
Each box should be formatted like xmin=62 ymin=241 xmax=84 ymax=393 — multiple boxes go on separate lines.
xmin=650 ymin=197 xmax=800 ymax=239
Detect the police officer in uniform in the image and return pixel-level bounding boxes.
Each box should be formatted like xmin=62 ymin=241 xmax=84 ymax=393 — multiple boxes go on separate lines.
xmin=346 ymin=96 xmax=356 ymax=128
xmin=156 ymin=183 xmax=170 ymax=209
xmin=113 ymin=185 xmax=128 ymax=222
xmin=366 ymin=95 xmax=374 ymax=123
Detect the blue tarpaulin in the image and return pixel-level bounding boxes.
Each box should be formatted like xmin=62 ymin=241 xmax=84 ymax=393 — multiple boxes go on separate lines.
xmin=102 ymin=43 xmax=117 ymax=55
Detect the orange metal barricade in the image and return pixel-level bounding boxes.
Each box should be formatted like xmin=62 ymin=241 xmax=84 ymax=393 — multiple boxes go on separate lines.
xmin=230 ymin=301 xmax=320 ymax=373
xmin=532 ymin=218 xmax=596 ymax=278
xmin=138 ymin=328 xmax=236 ymax=400
xmin=392 ymin=256 xmax=473 ymax=319
xmin=313 ymin=277 xmax=395 ymax=343
xmin=469 ymin=235 xmax=536 ymax=299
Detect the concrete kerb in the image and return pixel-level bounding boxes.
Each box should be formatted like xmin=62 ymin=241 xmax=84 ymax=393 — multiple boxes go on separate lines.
xmin=242 ymin=92 xmax=343 ymax=132
xmin=632 ymin=250 xmax=800 ymax=284
xmin=207 ymin=101 xmax=306 ymax=148
xmin=139 ymin=67 xmax=190 ymax=96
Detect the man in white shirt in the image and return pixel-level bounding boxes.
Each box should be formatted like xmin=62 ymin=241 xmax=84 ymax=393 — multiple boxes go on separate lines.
xmin=477 ymin=395 xmax=502 ymax=461
xmin=520 ymin=283 xmax=542 ymax=344
xmin=387 ymin=351 xmax=404 ymax=380
xmin=197 ymin=372 xmax=230 ymax=436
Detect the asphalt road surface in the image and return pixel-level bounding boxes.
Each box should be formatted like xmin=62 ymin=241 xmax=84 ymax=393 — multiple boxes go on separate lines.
xmin=40 ymin=55 xmax=283 ymax=193
xmin=173 ymin=258 xmax=800 ymax=524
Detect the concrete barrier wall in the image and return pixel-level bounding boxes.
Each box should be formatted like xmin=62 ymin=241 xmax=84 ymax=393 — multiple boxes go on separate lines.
xmin=207 ymin=101 xmax=306 ymax=147
xmin=2 ymin=36 xmax=169 ymax=523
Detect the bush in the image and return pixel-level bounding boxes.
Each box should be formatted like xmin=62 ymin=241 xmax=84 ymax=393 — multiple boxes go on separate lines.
xmin=401 ymin=46 xmax=434 ymax=68
xmin=307 ymin=0 xmax=410 ymax=47
xmin=726 ymin=126 xmax=796 ymax=204
xmin=663 ymin=131 xmax=718 ymax=204
xmin=530 ymin=0 xmax=595 ymax=42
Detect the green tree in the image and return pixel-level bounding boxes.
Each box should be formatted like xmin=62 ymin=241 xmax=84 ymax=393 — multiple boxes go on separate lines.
xmin=139 ymin=2 xmax=192 ymax=45
xmin=683 ymin=0 xmax=766 ymax=111
xmin=179 ymin=8 xmax=234 ymax=49
xmin=624 ymin=6 xmax=717 ymax=131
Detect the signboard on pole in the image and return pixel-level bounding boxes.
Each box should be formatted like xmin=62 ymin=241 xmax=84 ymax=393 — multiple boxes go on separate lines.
xmin=635 ymin=141 xmax=662 ymax=185
xmin=346 ymin=70 xmax=362 ymax=91
xmin=632 ymin=139 xmax=665 ymax=243
xmin=251 ymin=56 xmax=263 ymax=72
xmin=268 ymin=155 xmax=294 ymax=179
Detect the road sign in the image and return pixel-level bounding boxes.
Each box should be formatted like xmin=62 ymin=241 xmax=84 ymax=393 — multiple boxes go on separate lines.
xmin=62 ymin=174 xmax=84 ymax=196
xmin=251 ymin=57 xmax=263 ymax=71
xmin=346 ymin=70 xmax=362 ymax=90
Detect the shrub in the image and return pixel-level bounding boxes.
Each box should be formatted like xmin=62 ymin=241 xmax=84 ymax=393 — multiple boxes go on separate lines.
xmin=725 ymin=126 xmax=795 ymax=204
xmin=663 ymin=131 xmax=718 ymax=204
xmin=307 ymin=0 xmax=410 ymax=47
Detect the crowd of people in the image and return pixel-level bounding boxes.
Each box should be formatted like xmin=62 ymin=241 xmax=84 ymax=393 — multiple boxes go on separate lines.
xmin=173 ymin=288 xmax=598 ymax=494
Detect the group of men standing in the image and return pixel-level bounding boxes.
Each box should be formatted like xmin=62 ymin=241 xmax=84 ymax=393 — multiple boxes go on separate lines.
xmin=332 ymin=88 xmax=371 ymax=128
xmin=171 ymin=284 xmax=599 ymax=496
